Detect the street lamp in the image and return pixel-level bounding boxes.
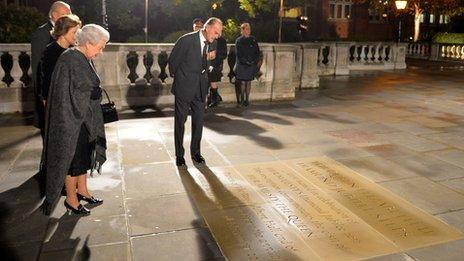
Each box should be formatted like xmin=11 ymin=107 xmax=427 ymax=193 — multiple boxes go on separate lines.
xmin=278 ymin=0 xmax=284 ymax=43
xmin=395 ymin=0 xmax=407 ymax=42
xmin=144 ymin=0 xmax=148 ymax=43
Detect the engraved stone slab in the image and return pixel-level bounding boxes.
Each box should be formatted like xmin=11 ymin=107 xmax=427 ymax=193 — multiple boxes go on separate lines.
xmin=180 ymin=157 xmax=463 ymax=260
xmin=285 ymin=157 xmax=463 ymax=249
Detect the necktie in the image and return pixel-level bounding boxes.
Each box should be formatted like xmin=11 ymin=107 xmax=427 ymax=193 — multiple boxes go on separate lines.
xmin=202 ymin=41 xmax=208 ymax=72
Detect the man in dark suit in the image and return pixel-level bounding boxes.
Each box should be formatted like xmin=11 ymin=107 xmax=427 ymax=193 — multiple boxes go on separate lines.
xmin=31 ymin=1 xmax=71 ymax=139
xmin=169 ymin=17 xmax=223 ymax=167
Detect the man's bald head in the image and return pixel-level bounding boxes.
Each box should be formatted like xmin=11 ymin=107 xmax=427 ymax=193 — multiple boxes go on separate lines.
xmin=49 ymin=1 xmax=72 ymax=23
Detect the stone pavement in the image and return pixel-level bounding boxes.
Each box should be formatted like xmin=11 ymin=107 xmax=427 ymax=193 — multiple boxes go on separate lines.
xmin=1 ymin=59 xmax=464 ymax=260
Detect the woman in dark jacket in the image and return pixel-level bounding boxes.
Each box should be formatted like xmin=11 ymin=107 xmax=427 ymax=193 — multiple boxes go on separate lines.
xmin=38 ymin=14 xmax=81 ymax=108
xmin=41 ymin=24 xmax=109 ymax=216
xmin=234 ymin=22 xmax=260 ymax=107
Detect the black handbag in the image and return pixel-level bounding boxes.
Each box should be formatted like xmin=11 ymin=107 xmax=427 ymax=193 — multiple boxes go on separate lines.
xmin=101 ymin=88 xmax=119 ymax=124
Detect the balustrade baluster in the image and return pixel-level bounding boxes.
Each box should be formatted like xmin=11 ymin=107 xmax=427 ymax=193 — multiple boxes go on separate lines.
xmin=361 ymin=45 xmax=368 ymax=63
xmin=135 ymin=51 xmax=147 ymax=84
xmin=10 ymin=51 xmax=24 ymax=87
xmin=157 ymin=51 xmax=169 ymax=83
xmin=370 ymin=45 xmax=376 ymax=63
xmin=327 ymin=45 xmax=333 ymax=66
xmin=26 ymin=51 xmax=32 ymax=82
xmin=0 ymin=51 xmax=5 ymax=88
xmin=376 ymin=44 xmax=381 ymax=62
xmin=356 ymin=45 xmax=362 ymax=62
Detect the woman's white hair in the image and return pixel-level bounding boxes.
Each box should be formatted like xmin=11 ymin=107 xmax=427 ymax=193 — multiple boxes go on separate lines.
xmin=76 ymin=24 xmax=110 ymax=46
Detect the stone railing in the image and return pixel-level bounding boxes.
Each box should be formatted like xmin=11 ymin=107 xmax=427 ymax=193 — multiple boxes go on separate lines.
xmin=309 ymin=42 xmax=407 ymax=76
xmin=0 ymin=42 xmax=407 ymax=113
xmin=407 ymin=42 xmax=430 ymax=58
xmin=407 ymin=43 xmax=464 ymax=62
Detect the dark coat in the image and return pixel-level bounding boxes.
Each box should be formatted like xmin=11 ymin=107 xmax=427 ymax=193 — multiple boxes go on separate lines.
xmin=37 ymin=41 xmax=67 ymax=102
xmin=168 ymin=31 xmax=209 ymax=102
xmin=31 ymin=21 xmax=53 ymax=129
xmin=208 ymin=37 xmax=228 ymax=82
xmin=41 ymin=48 xmax=107 ymax=214
xmin=235 ymin=35 xmax=260 ymax=81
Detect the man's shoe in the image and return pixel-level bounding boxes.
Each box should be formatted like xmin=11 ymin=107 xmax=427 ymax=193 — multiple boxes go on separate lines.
xmin=191 ymin=154 xmax=206 ymax=164
xmin=176 ymin=157 xmax=186 ymax=167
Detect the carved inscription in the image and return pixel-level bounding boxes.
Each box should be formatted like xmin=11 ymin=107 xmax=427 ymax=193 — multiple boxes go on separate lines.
xmin=286 ymin=157 xmax=463 ymax=249
xmin=179 ymin=157 xmax=463 ymax=261
xmin=236 ymin=163 xmax=399 ymax=260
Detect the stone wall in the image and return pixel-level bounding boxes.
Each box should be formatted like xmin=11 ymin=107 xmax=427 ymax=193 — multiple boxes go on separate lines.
xmin=0 ymin=42 xmax=407 ymax=113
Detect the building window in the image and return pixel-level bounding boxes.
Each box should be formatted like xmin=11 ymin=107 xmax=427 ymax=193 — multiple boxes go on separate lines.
xmin=430 ymin=14 xmax=435 ymax=23
xmin=439 ymin=15 xmax=450 ymax=24
xmin=368 ymin=8 xmax=386 ymax=23
xmin=420 ymin=14 xmax=425 ymax=23
xmin=329 ymin=0 xmax=352 ymax=20
xmin=445 ymin=15 xmax=450 ymax=24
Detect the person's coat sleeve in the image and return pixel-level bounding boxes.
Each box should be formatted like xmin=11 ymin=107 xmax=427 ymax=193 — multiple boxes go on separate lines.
xmin=168 ymin=36 xmax=187 ymax=77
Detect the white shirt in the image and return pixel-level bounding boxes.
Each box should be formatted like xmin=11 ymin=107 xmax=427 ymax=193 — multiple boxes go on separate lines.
xmin=199 ymin=30 xmax=208 ymax=55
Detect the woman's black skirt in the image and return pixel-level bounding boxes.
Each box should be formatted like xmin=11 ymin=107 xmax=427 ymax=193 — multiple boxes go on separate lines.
xmin=68 ymin=124 xmax=94 ymax=176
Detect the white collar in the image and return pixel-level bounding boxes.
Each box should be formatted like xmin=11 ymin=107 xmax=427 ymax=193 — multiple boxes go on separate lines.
xmin=199 ymin=30 xmax=207 ymax=44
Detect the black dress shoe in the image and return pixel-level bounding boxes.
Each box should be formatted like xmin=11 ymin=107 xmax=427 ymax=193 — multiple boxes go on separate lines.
xmin=191 ymin=154 xmax=206 ymax=164
xmin=176 ymin=157 xmax=186 ymax=167
xmin=64 ymin=201 xmax=90 ymax=215
xmin=77 ymin=193 xmax=103 ymax=204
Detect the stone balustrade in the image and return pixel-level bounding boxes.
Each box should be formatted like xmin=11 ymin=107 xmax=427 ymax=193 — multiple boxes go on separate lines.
xmin=407 ymin=43 xmax=464 ymax=62
xmin=407 ymin=42 xmax=430 ymax=58
xmin=0 ymin=41 xmax=407 ymax=113
xmin=311 ymin=42 xmax=407 ymax=76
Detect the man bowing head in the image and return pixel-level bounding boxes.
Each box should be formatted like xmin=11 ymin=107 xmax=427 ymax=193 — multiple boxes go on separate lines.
xmin=168 ymin=17 xmax=223 ymax=167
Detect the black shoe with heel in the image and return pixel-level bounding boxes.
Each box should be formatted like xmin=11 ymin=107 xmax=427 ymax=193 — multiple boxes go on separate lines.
xmin=176 ymin=157 xmax=186 ymax=167
xmin=191 ymin=154 xmax=206 ymax=165
xmin=77 ymin=193 xmax=103 ymax=205
xmin=64 ymin=200 xmax=90 ymax=215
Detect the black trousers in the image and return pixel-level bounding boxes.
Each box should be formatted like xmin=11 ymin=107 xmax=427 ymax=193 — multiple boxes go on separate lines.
xmin=174 ymin=92 xmax=205 ymax=158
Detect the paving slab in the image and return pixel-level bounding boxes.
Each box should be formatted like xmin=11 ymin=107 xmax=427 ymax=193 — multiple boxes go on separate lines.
xmin=131 ymin=228 xmax=223 ymax=261
xmin=126 ymin=193 xmax=203 ymax=236
xmin=379 ymin=177 xmax=464 ymax=215
xmin=406 ymin=239 xmax=464 ymax=261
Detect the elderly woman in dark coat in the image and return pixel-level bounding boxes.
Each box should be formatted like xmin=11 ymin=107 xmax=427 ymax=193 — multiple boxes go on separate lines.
xmin=41 ymin=24 xmax=110 ymax=215
xmin=234 ymin=22 xmax=260 ymax=107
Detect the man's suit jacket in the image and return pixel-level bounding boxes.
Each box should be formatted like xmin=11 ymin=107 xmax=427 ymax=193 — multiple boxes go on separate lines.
xmin=31 ymin=21 xmax=53 ymax=88
xmin=168 ymin=31 xmax=209 ymax=102
xmin=30 ymin=21 xmax=53 ymax=129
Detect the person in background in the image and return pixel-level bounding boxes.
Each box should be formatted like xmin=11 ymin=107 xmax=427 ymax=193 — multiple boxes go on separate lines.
xmin=31 ymin=1 xmax=71 ymax=140
xmin=192 ymin=18 xmax=204 ymax=32
xmin=207 ymin=36 xmax=227 ymax=108
xmin=234 ymin=22 xmax=260 ymax=107
xmin=41 ymin=24 xmax=109 ymax=216
xmin=37 ymin=14 xmax=82 ymax=108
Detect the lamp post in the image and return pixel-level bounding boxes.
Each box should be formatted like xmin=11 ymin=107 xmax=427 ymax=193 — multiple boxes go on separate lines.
xmin=395 ymin=0 xmax=407 ymax=42
xmin=144 ymin=0 xmax=148 ymax=43
xmin=278 ymin=0 xmax=284 ymax=43
xmin=101 ymin=0 xmax=108 ymax=30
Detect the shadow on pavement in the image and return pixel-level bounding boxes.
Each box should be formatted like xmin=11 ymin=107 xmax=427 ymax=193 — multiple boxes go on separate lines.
xmin=0 ymin=172 xmax=90 ymax=260
xmin=204 ymin=113 xmax=283 ymax=150
xmin=178 ymin=165 xmax=304 ymax=260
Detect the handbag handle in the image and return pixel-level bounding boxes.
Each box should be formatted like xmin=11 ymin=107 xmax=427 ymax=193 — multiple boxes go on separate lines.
xmin=101 ymin=88 xmax=113 ymax=103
